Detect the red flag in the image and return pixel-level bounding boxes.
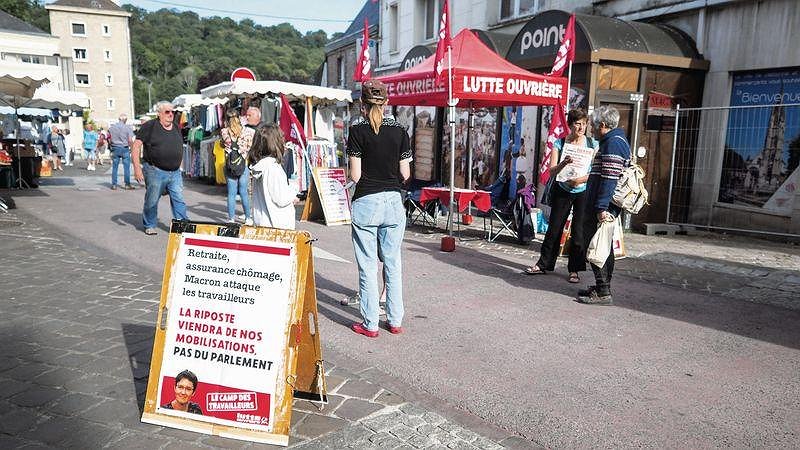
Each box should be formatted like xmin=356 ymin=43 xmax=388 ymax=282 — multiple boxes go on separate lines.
xmin=279 ymin=94 xmax=305 ymax=151
xmin=546 ymin=14 xmax=576 ymax=77
xmin=539 ymin=103 xmax=569 ymax=185
xmin=353 ymin=18 xmax=372 ymax=82
xmin=433 ymin=0 xmax=451 ymax=84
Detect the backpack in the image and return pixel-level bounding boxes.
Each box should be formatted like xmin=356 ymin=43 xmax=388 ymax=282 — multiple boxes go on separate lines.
xmin=612 ymin=163 xmax=648 ymax=214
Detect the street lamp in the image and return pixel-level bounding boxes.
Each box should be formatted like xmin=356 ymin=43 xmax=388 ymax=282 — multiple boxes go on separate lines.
xmin=136 ymin=74 xmax=153 ymax=112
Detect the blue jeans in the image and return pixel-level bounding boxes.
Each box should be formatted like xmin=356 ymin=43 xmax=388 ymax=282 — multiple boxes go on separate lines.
xmin=351 ymin=191 xmax=406 ymax=331
xmin=226 ymin=166 xmax=250 ymax=220
xmin=142 ymin=163 xmax=188 ymax=229
xmin=110 ymin=145 xmax=131 ymax=186
xmin=83 ymin=148 xmax=96 ymax=160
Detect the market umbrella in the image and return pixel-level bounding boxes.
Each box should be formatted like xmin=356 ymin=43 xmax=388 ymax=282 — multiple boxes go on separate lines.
xmin=0 ymin=68 xmax=53 ymax=188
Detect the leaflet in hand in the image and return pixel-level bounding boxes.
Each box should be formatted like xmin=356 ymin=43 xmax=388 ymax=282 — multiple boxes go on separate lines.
xmin=556 ymin=143 xmax=594 ymax=183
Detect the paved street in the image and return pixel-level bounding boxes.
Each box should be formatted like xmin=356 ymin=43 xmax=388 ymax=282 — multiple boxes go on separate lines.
xmin=1 ymin=166 xmax=799 ymax=448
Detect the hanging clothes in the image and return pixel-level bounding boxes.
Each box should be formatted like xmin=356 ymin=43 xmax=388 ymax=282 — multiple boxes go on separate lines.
xmin=314 ymin=107 xmax=335 ymax=141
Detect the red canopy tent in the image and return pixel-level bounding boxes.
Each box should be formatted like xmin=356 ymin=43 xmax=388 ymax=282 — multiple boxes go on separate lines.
xmin=377 ymin=29 xmax=567 ymax=108
xmin=376 ymin=29 xmax=568 ymax=239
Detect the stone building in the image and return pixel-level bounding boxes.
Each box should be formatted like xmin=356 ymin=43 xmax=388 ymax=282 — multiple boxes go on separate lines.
xmin=0 ymin=10 xmax=74 ymax=90
xmin=46 ymin=0 xmax=134 ymax=124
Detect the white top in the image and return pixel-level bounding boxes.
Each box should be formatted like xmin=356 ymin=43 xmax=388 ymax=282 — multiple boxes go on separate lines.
xmin=250 ymin=157 xmax=298 ymax=230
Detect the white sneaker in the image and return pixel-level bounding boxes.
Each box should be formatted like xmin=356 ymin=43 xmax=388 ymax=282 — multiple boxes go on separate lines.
xmin=244 ymin=218 xmax=254 ymax=226
xmin=237 ymin=214 xmax=247 ymax=222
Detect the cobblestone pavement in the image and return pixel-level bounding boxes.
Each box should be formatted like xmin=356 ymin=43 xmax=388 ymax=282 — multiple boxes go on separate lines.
xmin=0 ymin=209 xmax=531 ymax=449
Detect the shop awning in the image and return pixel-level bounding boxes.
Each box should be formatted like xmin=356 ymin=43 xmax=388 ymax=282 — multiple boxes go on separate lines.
xmin=506 ymin=10 xmax=708 ymax=71
xmin=0 ymin=106 xmax=54 ymax=117
xmin=376 ymin=29 xmax=567 ymax=108
xmin=200 ymin=80 xmax=353 ymax=104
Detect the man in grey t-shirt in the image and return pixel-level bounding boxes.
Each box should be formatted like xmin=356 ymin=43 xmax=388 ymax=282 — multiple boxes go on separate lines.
xmin=109 ymin=114 xmax=136 ymax=190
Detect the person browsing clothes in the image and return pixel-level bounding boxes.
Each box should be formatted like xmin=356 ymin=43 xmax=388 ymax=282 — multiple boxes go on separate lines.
xmin=525 ymin=109 xmax=598 ymax=283
xmin=247 ymin=124 xmax=299 ymax=229
xmin=347 ymin=79 xmax=412 ymax=338
xmin=220 ymin=109 xmax=255 ymax=225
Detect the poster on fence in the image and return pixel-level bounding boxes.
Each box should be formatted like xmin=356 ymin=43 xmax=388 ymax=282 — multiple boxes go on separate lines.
xmin=143 ymin=233 xmax=296 ymax=443
xmin=718 ymin=69 xmax=800 ymax=213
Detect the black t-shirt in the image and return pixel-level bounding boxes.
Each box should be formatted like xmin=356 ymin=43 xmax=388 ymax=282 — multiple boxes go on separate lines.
xmin=136 ymin=119 xmax=183 ymax=171
xmin=347 ymin=117 xmax=412 ymax=201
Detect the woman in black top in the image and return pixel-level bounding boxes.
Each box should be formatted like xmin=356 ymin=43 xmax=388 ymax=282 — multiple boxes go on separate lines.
xmin=161 ymin=369 xmax=203 ymax=415
xmin=347 ymin=80 xmax=413 ymax=338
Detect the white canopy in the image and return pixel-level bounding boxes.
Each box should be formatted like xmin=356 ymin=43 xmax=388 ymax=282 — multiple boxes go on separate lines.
xmin=200 ymin=80 xmax=353 ymax=104
xmin=0 ymin=65 xmax=52 ymax=107
xmin=28 ymin=86 xmax=89 ymax=110
xmin=0 ymin=106 xmax=54 ymax=117
xmin=172 ymin=93 xmax=228 ymax=110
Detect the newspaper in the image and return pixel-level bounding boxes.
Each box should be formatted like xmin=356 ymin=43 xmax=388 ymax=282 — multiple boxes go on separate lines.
xmin=556 ymin=143 xmax=595 ymax=183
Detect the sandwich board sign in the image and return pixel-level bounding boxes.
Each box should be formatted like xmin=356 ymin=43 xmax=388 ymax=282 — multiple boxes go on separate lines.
xmin=142 ymin=220 xmax=326 ymax=445
xmin=300 ymin=167 xmax=351 ymax=226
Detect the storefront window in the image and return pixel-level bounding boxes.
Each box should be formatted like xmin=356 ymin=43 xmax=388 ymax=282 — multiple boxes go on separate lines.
xmin=718 ymin=69 xmax=800 ymax=213
xmin=597 ymin=65 xmax=640 ymax=91
xmin=500 ymin=0 xmax=538 ymax=21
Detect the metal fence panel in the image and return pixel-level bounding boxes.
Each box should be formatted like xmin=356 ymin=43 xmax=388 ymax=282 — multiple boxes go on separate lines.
xmin=667 ymin=103 xmax=800 ymax=238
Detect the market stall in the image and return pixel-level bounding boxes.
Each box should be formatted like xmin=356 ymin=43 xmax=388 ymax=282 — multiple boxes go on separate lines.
xmin=376 ymin=29 xmax=568 ymax=235
xmin=200 ymin=80 xmax=353 ymax=191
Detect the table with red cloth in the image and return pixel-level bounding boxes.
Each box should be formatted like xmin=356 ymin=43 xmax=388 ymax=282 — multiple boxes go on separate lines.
xmin=419 ymin=186 xmax=491 ymax=213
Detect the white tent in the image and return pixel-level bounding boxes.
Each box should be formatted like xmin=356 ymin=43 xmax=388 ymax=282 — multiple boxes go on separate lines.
xmin=200 ymin=80 xmax=352 ymax=104
xmin=0 ymin=65 xmax=51 ymax=108
xmin=28 ymin=86 xmax=89 ymax=110
xmin=172 ymin=93 xmax=228 ymax=111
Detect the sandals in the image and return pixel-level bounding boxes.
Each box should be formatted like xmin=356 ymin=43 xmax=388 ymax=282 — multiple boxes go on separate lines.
xmin=568 ymin=273 xmax=580 ymax=283
xmin=524 ymin=265 xmax=547 ymax=275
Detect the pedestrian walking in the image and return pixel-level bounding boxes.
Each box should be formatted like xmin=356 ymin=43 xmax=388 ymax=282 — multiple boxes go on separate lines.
xmin=48 ymin=126 xmax=66 ymax=171
xmin=131 ymin=101 xmax=188 ymax=236
xmin=247 ymin=124 xmax=298 ymax=229
xmin=220 ymin=109 xmax=254 ymax=224
xmin=83 ymin=124 xmax=99 ymax=171
xmin=347 ymin=79 xmax=412 ymax=337
xmin=109 ymin=114 xmax=136 ymax=190
xmin=525 ymin=109 xmax=598 ymax=283
xmin=576 ymin=105 xmax=631 ymax=305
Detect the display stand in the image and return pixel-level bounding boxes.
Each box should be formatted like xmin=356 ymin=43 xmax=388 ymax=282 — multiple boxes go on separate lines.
xmin=141 ymin=220 xmax=326 ymax=446
xmin=300 ymin=167 xmax=351 ymax=226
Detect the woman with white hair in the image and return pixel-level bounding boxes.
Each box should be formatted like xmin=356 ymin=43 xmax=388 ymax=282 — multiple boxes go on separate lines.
xmin=576 ymin=105 xmax=631 ymax=305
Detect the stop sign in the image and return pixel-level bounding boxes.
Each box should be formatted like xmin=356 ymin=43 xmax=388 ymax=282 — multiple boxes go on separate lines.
xmin=230 ymin=67 xmax=256 ymax=81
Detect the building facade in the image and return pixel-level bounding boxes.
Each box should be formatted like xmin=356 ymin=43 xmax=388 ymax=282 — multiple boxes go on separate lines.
xmin=46 ymin=0 xmax=134 ymax=125
xmin=364 ymin=0 xmax=799 ymax=235
xmin=0 ymin=10 xmax=74 ymax=91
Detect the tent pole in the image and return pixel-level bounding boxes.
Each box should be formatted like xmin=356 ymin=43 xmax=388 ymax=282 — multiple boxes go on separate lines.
xmin=565 ymin=61 xmax=573 ymax=112
xmin=466 ymin=104 xmax=474 ymax=215
xmin=447 ymin=45 xmax=456 ymax=236
xmin=13 ymin=108 xmax=30 ymax=189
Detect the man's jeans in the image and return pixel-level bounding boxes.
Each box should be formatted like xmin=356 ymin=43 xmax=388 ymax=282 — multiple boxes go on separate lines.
xmin=110 ymin=145 xmax=131 ymax=186
xmin=226 ymin=166 xmax=250 ymax=220
xmin=142 ymin=163 xmax=188 ymax=229
xmin=351 ymin=191 xmax=406 ymax=331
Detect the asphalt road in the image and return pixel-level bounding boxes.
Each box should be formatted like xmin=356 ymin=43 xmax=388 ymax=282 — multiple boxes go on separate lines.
xmin=14 ymin=167 xmax=800 ymax=448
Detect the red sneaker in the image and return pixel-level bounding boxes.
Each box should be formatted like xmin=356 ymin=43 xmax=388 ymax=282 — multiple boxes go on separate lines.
xmin=351 ymin=322 xmax=378 ymax=338
xmin=387 ymin=324 xmax=403 ymax=334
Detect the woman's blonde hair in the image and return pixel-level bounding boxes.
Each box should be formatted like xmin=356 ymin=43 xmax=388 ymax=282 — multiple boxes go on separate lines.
xmin=249 ymin=124 xmax=285 ymax=165
xmin=366 ymin=103 xmax=385 ymax=134
xmin=225 ymin=109 xmax=242 ymax=139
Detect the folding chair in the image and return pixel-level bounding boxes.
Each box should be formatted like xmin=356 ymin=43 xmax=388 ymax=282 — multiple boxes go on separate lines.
xmin=404 ymin=190 xmax=438 ymax=227
xmin=483 ymin=204 xmax=519 ymax=242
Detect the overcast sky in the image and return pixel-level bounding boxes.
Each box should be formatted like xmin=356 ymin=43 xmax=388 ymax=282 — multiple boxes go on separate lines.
xmin=70 ymin=0 xmax=368 ymax=36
